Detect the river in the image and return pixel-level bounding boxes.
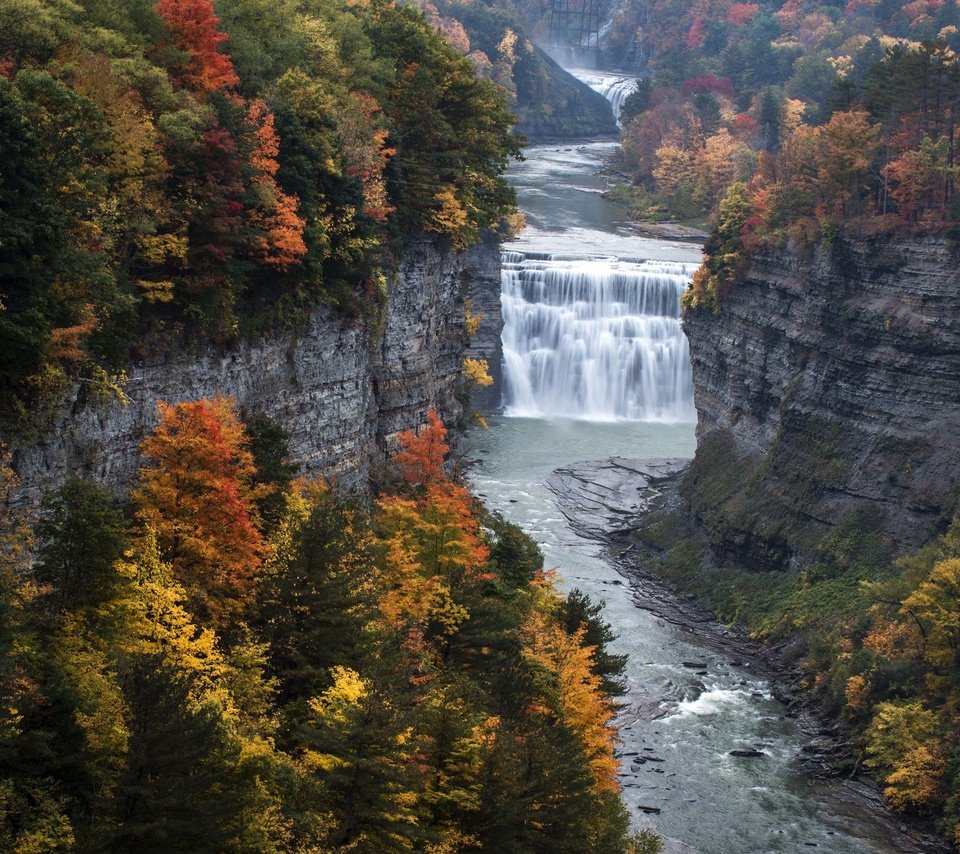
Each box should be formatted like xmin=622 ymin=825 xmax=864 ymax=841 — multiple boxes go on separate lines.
xmin=464 ymin=137 xmax=926 ymax=852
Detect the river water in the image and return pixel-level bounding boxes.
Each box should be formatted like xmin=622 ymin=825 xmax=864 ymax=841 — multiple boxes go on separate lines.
xmin=464 ymin=139 xmax=921 ymax=852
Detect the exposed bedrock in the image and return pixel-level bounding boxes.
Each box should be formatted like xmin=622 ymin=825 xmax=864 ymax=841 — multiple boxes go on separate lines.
xmin=682 ymin=236 xmax=960 ymax=570
xmin=11 ymin=235 xmax=502 ymax=506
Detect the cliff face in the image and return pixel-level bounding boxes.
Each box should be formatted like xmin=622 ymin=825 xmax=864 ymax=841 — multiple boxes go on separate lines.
xmin=682 ymin=236 xmax=960 ymax=570
xmin=12 ymin=236 xmax=500 ymax=506
xmin=464 ymin=232 xmax=504 ymax=412
xmin=512 ymin=46 xmax=618 ymax=140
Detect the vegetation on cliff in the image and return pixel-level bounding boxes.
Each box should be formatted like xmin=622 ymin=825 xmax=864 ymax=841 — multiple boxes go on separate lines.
xmin=606 ymin=0 xmax=959 ymax=310
xmin=0 ymin=403 xmax=639 ymax=851
xmin=635 ymin=496 xmax=960 ymax=846
xmin=0 ymin=0 xmax=520 ymax=425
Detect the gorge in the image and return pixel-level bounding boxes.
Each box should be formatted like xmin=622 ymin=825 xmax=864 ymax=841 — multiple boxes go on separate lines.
xmin=464 ymin=126 xmax=945 ymax=851
xmin=5 ymin=0 xmax=960 ymax=846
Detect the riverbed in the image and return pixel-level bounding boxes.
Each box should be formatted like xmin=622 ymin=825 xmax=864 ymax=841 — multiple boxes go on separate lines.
xmin=463 ymin=136 xmax=932 ymax=853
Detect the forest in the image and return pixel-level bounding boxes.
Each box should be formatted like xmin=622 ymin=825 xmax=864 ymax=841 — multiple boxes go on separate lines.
xmin=592 ymin=0 xmax=960 ymax=310
xmin=0 ymin=0 xmax=520 ymax=428
xmin=0 ymin=401 xmax=645 ymax=852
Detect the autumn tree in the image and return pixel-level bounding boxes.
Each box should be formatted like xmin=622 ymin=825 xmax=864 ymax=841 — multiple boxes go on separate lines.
xmin=520 ymin=609 xmax=620 ymax=795
xmin=335 ymin=92 xmax=396 ymax=223
xmin=865 ymin=700 xmax=945 ymax=812
xmin=245 ymin=99 xmax=307 ymax=269
xmin=376 ymin=410 xmax=490 ymax=651
xmin=133 ymin=396 xmax=266 ymax=629
xmin=155 ymin=0 xmax=239 ymax=93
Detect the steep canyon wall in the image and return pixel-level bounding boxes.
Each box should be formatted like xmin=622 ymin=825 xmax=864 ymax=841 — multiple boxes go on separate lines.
xmin=11 ymin=237 xmax=500 ymax=506
xmin=682 ymin=236 xmax=960 ymax=570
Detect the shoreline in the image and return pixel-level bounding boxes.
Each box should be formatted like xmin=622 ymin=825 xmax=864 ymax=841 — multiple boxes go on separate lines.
xmin=547 ymin=456 xmax=951 ymax=854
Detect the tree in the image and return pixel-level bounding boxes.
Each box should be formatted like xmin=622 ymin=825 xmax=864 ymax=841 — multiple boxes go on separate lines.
xmin=865 ymin=700 xmax=945 ymax=811
xmin=486 ymin=511 xmax=543 ymax=589
xmin=814 ymin=109 xmax=881 ymax=221
xmin=902 ymin=557 xmax=960 ymax=669
xmin=245 ymin=99 xmax=307 ymax=269
xmin=884 ymin=135 xmax=954 ymax=223
xmin=561 ymin=589 xmax=628 ymax=697
xmin=619 ymin=78 xmax=653 ymax=125
xmin=133 ymin=397 xmax=266 ymax=629
xmin=34 ymin=476 xmax=127 ymax=611
xmin=683 ymin=182 xmax=755 ymax=312
xmin=0 ymin=453 xmax=76 ymax=851
xmin=297 ymin=666 xmax=422 ymax=852
xmin=111 ymin=656 xmax=256 ymax=852
xmin=392 ymin=409 xmax=448 ymax=488
xmin=335 ymin=92 xmax=395 ymax=223
xmin=245 ymin=413 xmax=296 ymax=529
xmin=520 ymin=610 xmax=620 ymax=795
xmin=155 ymin=0 xmax=239 ymax=93
xmin=258 ymin=484 xmax=378 ymax=707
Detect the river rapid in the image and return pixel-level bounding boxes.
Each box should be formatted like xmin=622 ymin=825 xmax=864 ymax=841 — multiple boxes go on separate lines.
xmin=464 ymin=138 xmax=925 ymax=853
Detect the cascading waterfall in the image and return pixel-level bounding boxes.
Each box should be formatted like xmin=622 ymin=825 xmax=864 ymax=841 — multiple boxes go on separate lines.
xmin=501 ymin=250 xmax=697 ymax=421
xmin=568 ymin=70 xmax=639 ymax=126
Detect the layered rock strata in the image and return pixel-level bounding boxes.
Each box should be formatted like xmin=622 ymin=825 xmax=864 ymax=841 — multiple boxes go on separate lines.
xmin=682 ymin=236 xmax=960 ymax=569
xmin=463 ymin=231 xmax=504 ymax=412
xmin=11 ymin=236 xmax=500 ymax=506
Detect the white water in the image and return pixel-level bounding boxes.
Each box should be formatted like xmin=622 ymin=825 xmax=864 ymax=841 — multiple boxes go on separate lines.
xmin=501 ymin=252 xmax=697 ymax=421
xmin=568 ymin=69 xmax=640 ymax=126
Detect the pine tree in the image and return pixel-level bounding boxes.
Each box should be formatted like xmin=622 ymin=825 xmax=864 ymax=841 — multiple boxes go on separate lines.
xmin=257 ymin=484 xmax=377 ymax=709
xmin=34 ymin=475 xmax=127 ymax=611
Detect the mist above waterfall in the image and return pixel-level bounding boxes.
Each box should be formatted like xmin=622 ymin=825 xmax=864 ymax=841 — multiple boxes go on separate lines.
xmin=501 ymin=251 xmax=697 ymax=422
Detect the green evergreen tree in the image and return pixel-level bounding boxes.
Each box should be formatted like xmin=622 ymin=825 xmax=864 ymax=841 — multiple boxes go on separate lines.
xmin=561 ymin=589 xmax=629 ymax=697
xmin=35 ymin=476 xmax=127 ymax=610
xmin=258 ymin=485 xmax=378 ymax=708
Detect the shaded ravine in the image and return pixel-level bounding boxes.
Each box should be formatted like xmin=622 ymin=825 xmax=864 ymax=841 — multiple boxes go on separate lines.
xmin=464 ymin=136 xmax=940 ymax=851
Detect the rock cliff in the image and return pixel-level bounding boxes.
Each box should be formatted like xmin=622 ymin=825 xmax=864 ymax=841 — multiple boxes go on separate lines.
xmin=512 ymin=46 xmax=618 ymax=140
xmin=464 ymin=232 xmax=504 ymax=412
xmin=11 ymin=236 xmax=500 ymax=506
xmin=681 ymin=236 xmax=960 ymax=570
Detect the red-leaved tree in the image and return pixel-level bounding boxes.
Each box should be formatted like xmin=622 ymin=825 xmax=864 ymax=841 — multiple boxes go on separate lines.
xmin=156 ymin=0 xmax=239 ymax=93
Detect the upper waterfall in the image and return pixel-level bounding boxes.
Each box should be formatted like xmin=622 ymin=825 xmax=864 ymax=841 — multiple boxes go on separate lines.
xmin=567 ymin=70 xmax=639 ymax=126
xmin=501 ymin=250 xmax=697 ymax=422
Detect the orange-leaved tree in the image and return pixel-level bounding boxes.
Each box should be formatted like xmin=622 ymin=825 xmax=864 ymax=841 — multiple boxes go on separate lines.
xmin=376 ymin=410 xmax=490 ymax=655
xmin=133 ymin=396 xmax=266 ymax=628
xmin=520 ymin=608 xmax=620 ymax=795
xmin=245 ymin=99 xmax=307 ymax=269
xmin=156 ymin=0 xmax=239 ymax=93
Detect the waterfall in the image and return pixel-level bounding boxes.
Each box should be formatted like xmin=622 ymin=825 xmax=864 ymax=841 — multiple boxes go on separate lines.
xmin=568 ymin=70 xmax=639 ymax=127
xmin=501 ymin=250 xmax=697 ymax=422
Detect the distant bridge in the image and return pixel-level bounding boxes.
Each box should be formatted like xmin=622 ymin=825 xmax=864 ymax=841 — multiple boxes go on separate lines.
xmin=548 ymin=0 xmax=602 ymax=58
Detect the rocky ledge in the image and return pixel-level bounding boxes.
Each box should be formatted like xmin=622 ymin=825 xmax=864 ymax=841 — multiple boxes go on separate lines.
xmin=546 ymin=457 xmax=687 ymax=539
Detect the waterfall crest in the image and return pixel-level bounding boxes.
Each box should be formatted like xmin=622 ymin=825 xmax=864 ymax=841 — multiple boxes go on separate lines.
xmin=568 ymin=71 xmax=639 ymax=126
xmin=501 ymin=250 xmax=697 ymax=422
